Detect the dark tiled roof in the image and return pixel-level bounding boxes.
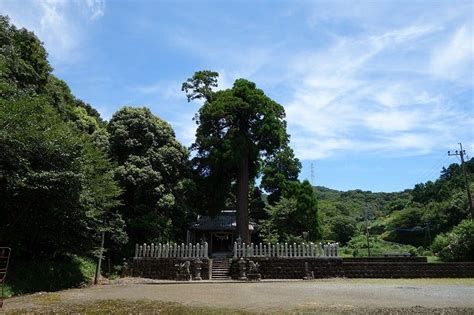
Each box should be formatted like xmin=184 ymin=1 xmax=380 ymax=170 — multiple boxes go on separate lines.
xmin=189 ymin=210 xmax=254 ymax=231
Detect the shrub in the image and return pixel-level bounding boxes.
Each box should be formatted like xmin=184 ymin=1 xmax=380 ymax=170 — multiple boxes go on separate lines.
xmin=431 ymin=219 xmax=474 ymax=262
xmin=3 ymin=255 xmax=96 ymax=297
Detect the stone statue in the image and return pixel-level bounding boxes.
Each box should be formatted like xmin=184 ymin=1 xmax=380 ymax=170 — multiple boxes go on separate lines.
xmin=247 ymin=260 xmax=261 ymax=281
xmin=175 ymin=260 xmax=192 ymax=281
xmin=249 ymin=261 xmax=259 ymax=273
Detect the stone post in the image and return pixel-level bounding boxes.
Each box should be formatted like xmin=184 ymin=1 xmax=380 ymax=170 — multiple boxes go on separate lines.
xmin=237 ymin=257 xmax=247 ymax=280
xmin=303 ymin=261 xmax=314 ymax=280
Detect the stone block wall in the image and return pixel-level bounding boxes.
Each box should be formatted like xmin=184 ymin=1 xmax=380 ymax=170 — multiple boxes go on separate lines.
xmin=230 ymin=257 xmax=344 ymax=279
xmin=342 ymin=262 xmax=474 ymax=278
xmin=343 ymin=256 xmax=427 ymax=263
xmin=230 ymin=257 xmax=474 ymax=279
xmin=125 ymin=257 xmax=474 ymax=280
xmin=126 ymin=258 xmax=210 ymax=280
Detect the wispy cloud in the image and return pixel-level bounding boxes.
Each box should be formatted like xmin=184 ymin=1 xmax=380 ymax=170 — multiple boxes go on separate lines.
xmin=135 ymin=81 xmax=184 ymax=101
xmin=86 ymin=0 xmax=105 ymax=20
xmin=431 ymin=25 xmax=474 ymax=83
xmin=283 ymin=21 xmax=472 ymax=160
xmin=0 ymin=0 xmax=106 ymax=62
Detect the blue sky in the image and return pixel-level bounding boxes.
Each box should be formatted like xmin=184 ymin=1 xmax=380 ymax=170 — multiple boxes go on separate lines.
xmin=1 ymin=0 xmax=473 ymax=192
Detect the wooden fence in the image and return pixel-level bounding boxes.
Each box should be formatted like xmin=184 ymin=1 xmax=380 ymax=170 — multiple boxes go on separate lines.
xmin=135 ymin=242 xmax=208 ymax=258
xmin=233 ymin=242 xmax=339 ymax=258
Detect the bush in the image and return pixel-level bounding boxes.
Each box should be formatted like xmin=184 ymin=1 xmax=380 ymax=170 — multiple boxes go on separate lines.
xmin=431 ymin=219 xmax=474 ymax=262
xmin=3 ymin=255 xmax=96 ymax=297
xmin=326 ymin=215 xmax=357 ymax=245
xmin=342 ymin=235 xmax=419 ymax=257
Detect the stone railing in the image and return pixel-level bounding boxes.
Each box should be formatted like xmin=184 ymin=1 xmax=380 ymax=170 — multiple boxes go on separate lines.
xmin=135 ymin=242 xmax=208 ymax=258
xmin=233 ymin=242 xmax=339 ymax=258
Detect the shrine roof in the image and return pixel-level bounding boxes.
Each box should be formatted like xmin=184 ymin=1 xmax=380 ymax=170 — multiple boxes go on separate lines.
xmin=189 ymin=210 xmax=254 ymax=231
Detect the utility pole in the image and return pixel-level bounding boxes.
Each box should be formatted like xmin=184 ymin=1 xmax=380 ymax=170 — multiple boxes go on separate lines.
xmin=448 ymin=143 xmax=473 ymax=220
xmin=365 ymin=205 xmax=371 ymax=257
xmin=310 ymin=163 xmax=315 ymax=185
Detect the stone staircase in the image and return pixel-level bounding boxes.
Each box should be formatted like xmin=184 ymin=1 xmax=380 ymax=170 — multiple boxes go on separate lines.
xmin=211 ymin=258 xmax=231 ymax=280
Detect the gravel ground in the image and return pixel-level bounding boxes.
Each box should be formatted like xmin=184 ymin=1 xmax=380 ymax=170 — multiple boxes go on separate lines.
xmin=2 ymin=278 xmax=474 ymax=314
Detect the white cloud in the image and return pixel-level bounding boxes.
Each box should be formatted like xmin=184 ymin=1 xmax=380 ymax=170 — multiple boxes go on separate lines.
xmin=136 ymin=81 xmax=184 ymax=101
xmin=364 ymin=111 xmax=420 ymax=132
xmin=86 ymin=0 xmax=105 ymax=20
xmin=0 ymin=0 xmax=106 ymax=62
xmin=431 ymin=25 xmax=474 ymax=83
xmin=284 ymin=23 xmax=471 ymax=160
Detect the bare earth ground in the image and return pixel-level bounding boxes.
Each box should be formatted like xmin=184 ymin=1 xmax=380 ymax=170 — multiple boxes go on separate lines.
xmin=2 ymin=278 xmax=474 ymax=314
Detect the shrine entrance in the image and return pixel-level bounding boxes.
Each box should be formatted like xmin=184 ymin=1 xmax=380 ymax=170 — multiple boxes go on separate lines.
xmin=187 ymin=210 xmax=255 ymax=256
xmin=211 ymin=232 xmax=233 ymax=254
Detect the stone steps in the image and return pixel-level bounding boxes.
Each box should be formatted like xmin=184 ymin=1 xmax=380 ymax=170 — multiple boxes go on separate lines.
xmin=211 ymin=259 xmax=231 ymax=280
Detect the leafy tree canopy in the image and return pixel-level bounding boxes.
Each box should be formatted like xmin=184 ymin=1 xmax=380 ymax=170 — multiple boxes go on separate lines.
xmin=0 ymin=97 xmax=126 ymax=257
xmin=261 ymin=145 xmax=301 ymax=205
xmin=259 ymin=180 xmax=321 ymax=243
xmin=108 ymin=107 xmax=191 ymax=245
xmin=0 ymin=15 xmax=125 ymax=259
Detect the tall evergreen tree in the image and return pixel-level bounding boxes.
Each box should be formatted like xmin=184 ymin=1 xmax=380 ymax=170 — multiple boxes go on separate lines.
xmin=183 ymin=71 xmax=290 ymax=243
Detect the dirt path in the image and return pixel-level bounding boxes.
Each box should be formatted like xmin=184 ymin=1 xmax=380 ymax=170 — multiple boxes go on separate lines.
xmin=3 ymin=278 xmax=474 ymax=314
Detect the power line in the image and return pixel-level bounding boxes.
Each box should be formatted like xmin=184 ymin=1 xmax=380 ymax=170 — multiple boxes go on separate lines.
xmin=419 ymin=156 xmax=451 ymax=183
xmin=408 ymin=155 xmax=450 ymax=188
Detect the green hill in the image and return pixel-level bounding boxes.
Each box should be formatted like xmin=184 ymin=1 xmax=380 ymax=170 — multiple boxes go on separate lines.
xmin=315 ymin=159 xmax=473 ymax=259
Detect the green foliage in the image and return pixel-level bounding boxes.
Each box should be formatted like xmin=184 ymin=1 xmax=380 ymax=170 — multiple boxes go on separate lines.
xmin=316 ymin=186 xmax=410 ymax=243
xmin=381 ymin=159 xmax=472 ymax=246
xmin=259 ymin=180 xmax=321 ymax=242
xmin=3 ymin=255 xmax=96 ymax=297
xmin=317 ymin=157 xmax=472 ymax=250
xmin=108 ymin=107 xmax=191 ymax=245
xmin=431 ymin=220 xmax=474 ymax=262
xmin=185 ymin=71 xmax=292 ymax=242
xmin=181 ymin=70 xmax=218 ymax=102
xmin=386 ymin=206 xmax=424 ymax=230
xmin=261 ymin=145 xmax=301 ymax=205
xmin=0 ymin=16 xmax=51 ymax=99
xmin=249 ymin=186 xmax=267 ymax=222
xmin=342 ymin=235 xmax=419 ymax=257
xmin=0 ymin=97 xmax=125 ymax=257
xmin=0 ymin=16 xmax=125 ymax=259
xmin=325 ymin=215 xmax=357 ymax=245
xmin=191 ymin=77 xmax=288 ymax=184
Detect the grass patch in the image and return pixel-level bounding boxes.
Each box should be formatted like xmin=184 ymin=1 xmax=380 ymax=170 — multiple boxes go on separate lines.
xmin=3 ymin=254 xmax=96 ymax=297
xmin=4 ymin=299 xmax=257 ymax=314
xmin=4 ymin=297 xmax=474 ymax=314
xmin=427 ymin=255 xmax=441 ymax=263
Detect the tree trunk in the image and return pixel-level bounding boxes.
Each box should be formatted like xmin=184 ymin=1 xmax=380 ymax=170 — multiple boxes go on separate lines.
xmin=236 ymin=150 xmax=250 ymax=244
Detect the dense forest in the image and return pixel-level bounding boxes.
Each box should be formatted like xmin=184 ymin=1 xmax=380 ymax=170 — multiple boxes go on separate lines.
xmin=0 ymin=16 xmax=472 ymax=295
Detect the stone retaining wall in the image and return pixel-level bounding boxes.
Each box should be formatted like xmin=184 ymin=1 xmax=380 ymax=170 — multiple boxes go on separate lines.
xmin=125 ymin=257 xmax=474 ymax=280
xmin=342 ymin=261 xmax=474 ymax=278
xmin=125 ymin=258 xmax=211 ymax=280
xmin=230 ymin=257 xmax=343 ymax=279
xmin=230 ymin=257 xmax=474 ymax=279
xmin=343 ymin=256 xmax=427 ymax=263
